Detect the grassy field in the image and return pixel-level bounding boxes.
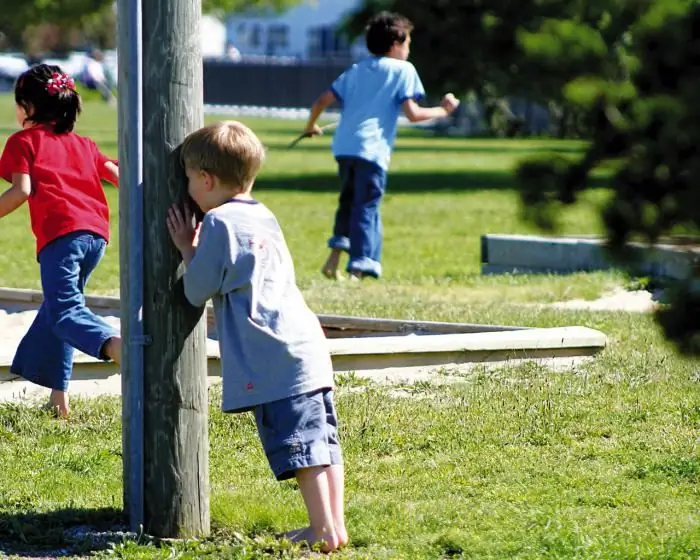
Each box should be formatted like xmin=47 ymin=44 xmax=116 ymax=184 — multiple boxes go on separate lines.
xmin=0 ymin=97 xmax=698 ymax=559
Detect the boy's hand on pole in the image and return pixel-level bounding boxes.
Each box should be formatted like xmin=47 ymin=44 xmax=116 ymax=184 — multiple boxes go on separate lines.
xmin=166 ymin=204 xmax=196 ymax=255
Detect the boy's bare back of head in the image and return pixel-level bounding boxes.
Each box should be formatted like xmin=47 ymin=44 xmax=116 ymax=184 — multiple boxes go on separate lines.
xmin=181 ymin=121 xmax=266 ymax=193
xmin=365 ymin=11 xmax=413 ymax=56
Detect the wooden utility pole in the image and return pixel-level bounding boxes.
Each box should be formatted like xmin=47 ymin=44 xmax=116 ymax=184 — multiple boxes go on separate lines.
xmin=119 ymin=0 xmax=210 ymax=538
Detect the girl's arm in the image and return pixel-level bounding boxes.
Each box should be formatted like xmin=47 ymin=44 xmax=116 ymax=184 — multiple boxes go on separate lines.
xmin=102 ymin=161 xmax=119 ymax=186
xmin=0 ymin=173 xmax=31 ymax=219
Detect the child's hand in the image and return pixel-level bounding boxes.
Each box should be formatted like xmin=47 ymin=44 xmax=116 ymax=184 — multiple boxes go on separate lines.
xmin=304 ymin=124 xmax=323 ymax=136
xmin=441 ymin=93 xmax=460 ymax=114
xmin=166 ymin=204 xmax=196 ymax=255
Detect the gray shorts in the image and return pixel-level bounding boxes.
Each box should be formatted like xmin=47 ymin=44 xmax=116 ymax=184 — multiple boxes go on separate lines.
xmin=254 ymin=388 xmax=343 ymax=481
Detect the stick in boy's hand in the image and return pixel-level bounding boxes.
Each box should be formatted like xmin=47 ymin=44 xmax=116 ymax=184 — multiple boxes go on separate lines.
xmin=287 ymin=122 xmax=338 ymax=149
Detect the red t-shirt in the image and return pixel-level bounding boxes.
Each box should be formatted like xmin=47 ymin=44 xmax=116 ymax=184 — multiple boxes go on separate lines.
xmin=0 ymin=126 xmax=115 ymax=255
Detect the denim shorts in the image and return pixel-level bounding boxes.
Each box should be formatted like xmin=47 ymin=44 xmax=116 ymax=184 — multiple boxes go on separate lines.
xmin=254 ymin=388 xmax=343 ymax=481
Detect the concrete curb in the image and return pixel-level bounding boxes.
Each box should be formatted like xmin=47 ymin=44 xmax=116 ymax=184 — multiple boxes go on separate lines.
xmin=0 ymin=288 xmax=608 ymax=402
xmin=481 ymin=234 xmax=700 ymax=279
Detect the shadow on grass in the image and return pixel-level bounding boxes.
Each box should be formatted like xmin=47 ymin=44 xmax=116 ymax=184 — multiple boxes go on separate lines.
xmin=255 ymin=169 xmax=610 ymax=194
xmin=0 ymin=506 xmax=128 ymax=557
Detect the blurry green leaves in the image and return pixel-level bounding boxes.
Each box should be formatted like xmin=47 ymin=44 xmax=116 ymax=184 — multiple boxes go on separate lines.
xmin=516 ymin=0 xmax=700 ymax=353
xmin=202 ymin=0 xmax=303 ymax=16
xmin=517 ymin=19 xmax=607 ymax=67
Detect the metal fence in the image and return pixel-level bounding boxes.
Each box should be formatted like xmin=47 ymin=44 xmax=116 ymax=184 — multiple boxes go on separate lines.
xmin=203 ymin=58 xmax=348 ymax=108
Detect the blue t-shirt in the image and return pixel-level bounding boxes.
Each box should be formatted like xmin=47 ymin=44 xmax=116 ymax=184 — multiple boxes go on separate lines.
xmin=330 ymin=56 xmax=425 ymax=170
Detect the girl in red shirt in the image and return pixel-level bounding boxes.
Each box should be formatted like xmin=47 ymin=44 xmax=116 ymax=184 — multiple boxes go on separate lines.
xmin=0 ymin=64 xmax=122 ymax=418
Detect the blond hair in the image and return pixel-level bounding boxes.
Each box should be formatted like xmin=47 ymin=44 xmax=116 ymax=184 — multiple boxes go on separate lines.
xmin=180 ymin=121 xmax=266 ymax=192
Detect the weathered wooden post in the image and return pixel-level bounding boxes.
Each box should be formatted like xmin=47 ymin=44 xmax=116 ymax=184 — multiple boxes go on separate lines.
xmin=118 ymin=0 xmax=210 ymax=537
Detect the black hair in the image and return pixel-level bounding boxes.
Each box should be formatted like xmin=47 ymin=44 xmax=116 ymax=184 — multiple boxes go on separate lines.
xmin=15 ymin=64 xmax=82 ymax=134
xmin=365 ymin=11 xmax=414 ymax=56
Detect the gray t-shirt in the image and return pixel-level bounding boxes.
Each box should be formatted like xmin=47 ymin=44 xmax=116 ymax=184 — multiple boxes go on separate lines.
xmin=182 ymin=199 xmax=334 ymax=412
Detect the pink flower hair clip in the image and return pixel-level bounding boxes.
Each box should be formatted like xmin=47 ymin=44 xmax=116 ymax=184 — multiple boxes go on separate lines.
xmin=46 ymin=72 xmax=75 ymax=95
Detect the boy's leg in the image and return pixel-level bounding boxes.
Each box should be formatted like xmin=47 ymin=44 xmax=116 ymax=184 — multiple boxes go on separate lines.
xmin=323 ymin=389 xmax=347 ymax=546
xmin=254 ymin=389 xmax=341 ymax=551
xmin=294 ymin=467 xmax=339 ymax=552
xmin=347 ymin=160 xmax=386 ymax=278
xmin=324 ymin=158 xmax=354 ymax=278
xmin=40 ymin=232 xmax=120 ymax=363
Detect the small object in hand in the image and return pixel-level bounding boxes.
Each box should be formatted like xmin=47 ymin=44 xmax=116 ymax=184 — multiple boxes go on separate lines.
xmin=287 ymin=122 xmax=338 ymax=149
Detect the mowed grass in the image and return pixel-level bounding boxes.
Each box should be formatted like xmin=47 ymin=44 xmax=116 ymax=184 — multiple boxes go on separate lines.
xmin=0 ymin=97 xmax=698 ymax=559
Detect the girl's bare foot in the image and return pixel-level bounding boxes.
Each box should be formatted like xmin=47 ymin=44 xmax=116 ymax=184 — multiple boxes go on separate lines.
xmin=44 ymin=390 xmax=69 ymax=418
xmin=102 ymin=336 xmax=121 ymax=364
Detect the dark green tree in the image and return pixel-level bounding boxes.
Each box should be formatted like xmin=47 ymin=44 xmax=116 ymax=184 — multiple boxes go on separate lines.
xmin=517 ymin=0 xmax=700 ymax=353
xmin=341 ymin=0 xmax=650 ymax=135
xmin=0 ymin=0 xmax=302 ymax=50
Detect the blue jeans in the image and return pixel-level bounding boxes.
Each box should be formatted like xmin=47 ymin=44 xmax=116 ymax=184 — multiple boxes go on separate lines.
xmin=327 ymin=157 xmax=386 ymax=278
xmin=11 ymin=231 xmax=118 ymax=392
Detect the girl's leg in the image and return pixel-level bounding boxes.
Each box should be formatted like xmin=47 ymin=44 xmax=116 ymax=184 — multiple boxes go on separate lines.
xmin=11 ymin=302 xmax=74 ymax=417
xmin=347 ymin=160 xmax=386 ymax=278
xmin=76 ymin=236 xmax=120 ymax=364
xmin=324 ymin=158 xmax=354 ymax=279
xmin=40 ymin=232 xmax=119 ymax=363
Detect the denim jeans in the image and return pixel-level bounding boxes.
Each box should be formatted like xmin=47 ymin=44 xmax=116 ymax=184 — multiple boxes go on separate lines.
xmin=11 ymin=231 xmax=118 ymax=392
xmin=327 ymin=156 xmax=387 ymax=278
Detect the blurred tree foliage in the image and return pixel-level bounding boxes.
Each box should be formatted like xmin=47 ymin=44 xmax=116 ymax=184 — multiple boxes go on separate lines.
xmin=342 ymin=0 xmax=652 ymax=136
xmin=0 ymin=0 xmax=300 ymax=52
xmin=517 ymin=0 xmax=700 ymax=354
xmin=348 ymin=0 xmax=700 ymax=353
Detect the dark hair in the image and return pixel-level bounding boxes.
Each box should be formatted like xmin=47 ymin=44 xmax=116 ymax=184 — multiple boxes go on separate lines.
xmin=15 ymin=64 xmax=82 ymax=134
xmin=365 ymin=11 xmax=413 ymax=56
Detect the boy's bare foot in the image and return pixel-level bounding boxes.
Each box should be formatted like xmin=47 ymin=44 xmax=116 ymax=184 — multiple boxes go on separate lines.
xmin=44 ymin=390 xmax=69 ymax=418
xmin=322 ymin=268 xmax=345 ymax=281
xmin=321 ymin=250 xmax=343 ymax=280
xmin=289 ymin=526 xmax=340 ymax=553
xmin=281 ymin=525 xmax=348 ymax=550
xmin=348 ymin=270 xmax=366 ymax=281
xmin=336 ymin=525 xmax=349 ymax=548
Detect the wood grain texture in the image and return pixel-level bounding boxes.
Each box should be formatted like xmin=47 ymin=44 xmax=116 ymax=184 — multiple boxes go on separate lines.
xmin=140 ymin=0 xmax=210 ymax=538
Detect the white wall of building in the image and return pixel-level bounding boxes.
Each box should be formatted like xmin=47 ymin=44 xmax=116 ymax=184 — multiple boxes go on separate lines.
xmin=202 ymin=14 xmax=228 ymax=57
xmin=226 ymin=0 xmax=364 ymax=59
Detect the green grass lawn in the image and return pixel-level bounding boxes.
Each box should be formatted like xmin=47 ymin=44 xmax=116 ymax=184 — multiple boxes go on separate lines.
xmin=0 ymin=97 xmax=698 ymax=559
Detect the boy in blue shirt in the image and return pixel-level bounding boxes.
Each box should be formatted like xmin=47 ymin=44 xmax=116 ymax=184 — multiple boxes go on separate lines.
xmin=304 ymin=11 xmax=460 ymax=280
xmin=167 ymin=121 xmax=347 ymax=552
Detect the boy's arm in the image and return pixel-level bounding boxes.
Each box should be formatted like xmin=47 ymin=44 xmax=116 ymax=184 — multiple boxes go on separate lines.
xmin=182 ymin=214 xmax=233 ymax=307
xmin=304 ymin=90 xmax=337 ymax=135
xmin=402 ymin=94 xmax=460 ymax=123
xmin=0 ymin=173 xmax=31 ymax=219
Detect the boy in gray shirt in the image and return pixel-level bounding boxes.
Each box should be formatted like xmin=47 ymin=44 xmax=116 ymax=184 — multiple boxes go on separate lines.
xmin=166 ymin=121 xmax=347 ymax=553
